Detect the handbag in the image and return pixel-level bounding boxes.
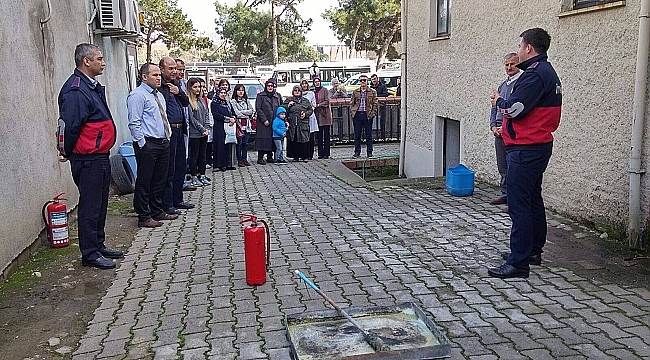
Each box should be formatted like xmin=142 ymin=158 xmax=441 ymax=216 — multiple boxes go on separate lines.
xmin=236 ymin=124 xmax=245 ymax=138
xmin=224 ymin=123 xmax=237 ymax=144
xmin=250 ymin=116 xmax=257 ymax=131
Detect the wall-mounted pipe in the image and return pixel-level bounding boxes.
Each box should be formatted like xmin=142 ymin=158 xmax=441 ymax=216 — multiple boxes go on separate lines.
xmin=398 ymin=0 xmax=408 ymax=177
xmin=87 ymin=8 xmax=97 ymax=44
xmin=628 ymin=0 xmax=650 ymax=249
xmin=40 ymin=0 xmax=52 ymax=24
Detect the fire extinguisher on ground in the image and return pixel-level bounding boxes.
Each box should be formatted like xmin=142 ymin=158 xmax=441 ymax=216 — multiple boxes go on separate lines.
xmin=239 ymin=213 xmax=271 ymax=286
xmin=42 ymin=193 xmax=70 ymax=248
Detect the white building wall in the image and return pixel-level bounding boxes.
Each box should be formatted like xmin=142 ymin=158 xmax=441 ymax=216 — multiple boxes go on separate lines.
xmin=0 ymin=0 xmax=134 ymax=276
xmin=404 ymin=0 xmax=649 ymax=226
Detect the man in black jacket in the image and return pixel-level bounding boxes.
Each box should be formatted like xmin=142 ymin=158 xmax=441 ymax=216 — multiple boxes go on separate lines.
xmin=58 ymin=43 xmax=123 ymax=269
xmin=158 ymin=57 xmax=194 ymax=214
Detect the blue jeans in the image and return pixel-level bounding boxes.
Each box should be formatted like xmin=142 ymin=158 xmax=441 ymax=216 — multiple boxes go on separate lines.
xmin=237 ymin=132 xmax=249 ymax=161
xmin=353 ymin=111 xmax=373 ymax=155
xmin=505 ymin=142 xmax=553 ymax=269
xmin=273 ymin=138 xmax=284 ymax=162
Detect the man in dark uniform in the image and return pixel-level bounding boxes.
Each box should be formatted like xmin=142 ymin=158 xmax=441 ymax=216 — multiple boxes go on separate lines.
xmin=58 ymin=43 xmax=124 ymax=269
xmin=158 ymin=56 xmax=194 ymax=214
xmin=489 ymin=28 xmax=562 ymax=279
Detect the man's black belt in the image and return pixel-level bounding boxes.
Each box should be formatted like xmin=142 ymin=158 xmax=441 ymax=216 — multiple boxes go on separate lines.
xmin=144 ymin=136 xmax=168 ymax=144
xmin=169 ymin=123 xmax=183 ymax=128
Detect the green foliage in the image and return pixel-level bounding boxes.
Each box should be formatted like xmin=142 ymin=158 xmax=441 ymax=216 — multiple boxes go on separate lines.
xmin=214 ymin=1 xmax=316 ymax=63
xmin=139 ymin=0 xmax=212 ymax=62
xmin=323 ymin=0 xmax=401 ymax=65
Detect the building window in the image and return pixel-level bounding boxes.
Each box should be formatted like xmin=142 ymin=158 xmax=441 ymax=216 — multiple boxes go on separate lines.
xmin=430 ymin=0 xmax=451 ymax=38
xmin=574 ymin=0 xmax=618 ymax=9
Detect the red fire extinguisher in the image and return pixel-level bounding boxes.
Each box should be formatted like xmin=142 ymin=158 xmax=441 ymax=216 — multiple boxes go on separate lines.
xmin=42 ymin=193 xmax=70 ymax=248
xmin=239 ymin=213 xmax=271 ymax=286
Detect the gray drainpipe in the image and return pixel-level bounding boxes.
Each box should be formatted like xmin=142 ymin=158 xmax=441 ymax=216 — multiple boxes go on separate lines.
xmin=398 ymin=0 xmax=408 ymax=177
xmin=628 ymin=0 xmax=650 ymax=249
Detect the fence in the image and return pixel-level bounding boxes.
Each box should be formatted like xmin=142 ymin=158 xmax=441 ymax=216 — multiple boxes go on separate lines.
xmin=330 ymin=97 xmax=401 ymax=144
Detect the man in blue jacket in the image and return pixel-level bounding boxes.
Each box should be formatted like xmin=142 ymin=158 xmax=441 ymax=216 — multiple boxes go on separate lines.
xmin=58 ymin=43 xmax=123 ymax=269
xmin=489 ymin=28 xmax=562 ymax=279
xmin=489 ymin=53 xmax=521 ymax=209
xmin=158 ymin=57 xmax=194 ymax=215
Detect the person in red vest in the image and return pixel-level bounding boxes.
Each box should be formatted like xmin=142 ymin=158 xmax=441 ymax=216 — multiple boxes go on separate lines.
xmin=58 ymin=43 xmax=123 ymax=269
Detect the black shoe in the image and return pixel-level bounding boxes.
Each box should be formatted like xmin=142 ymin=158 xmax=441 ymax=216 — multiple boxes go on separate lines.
xmin=226 ymin=166 xmax=236 ymax=170
xmin=99 ymin=248 xmax=124 ymax=259
xmin=488 ymin=263 xmax=529 ymax=279
xmin=164 ymin=207 xmax=182 ymax=215
xmin=175 ymin=201 xmax=195 ymax=209
xmin=501 ymin=252 xmax=542 ymax=266
xmin=352 ymin=153 xmax=361 ymax=158
xmin=318 ymin=156 xmax=324 ymax=159
xmin=82 ymin=256 xmax=116 ymax=269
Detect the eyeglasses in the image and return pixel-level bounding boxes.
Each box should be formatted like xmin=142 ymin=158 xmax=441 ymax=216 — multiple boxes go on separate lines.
xmin=359 ymin=79 xmax=368 ymax=82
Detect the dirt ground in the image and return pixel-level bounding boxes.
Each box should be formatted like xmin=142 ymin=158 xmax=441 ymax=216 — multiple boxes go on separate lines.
xmin=0 ymin=190 xmax=648 ymax=360
xmin=0 ymin=194 xmax=138 ymax=360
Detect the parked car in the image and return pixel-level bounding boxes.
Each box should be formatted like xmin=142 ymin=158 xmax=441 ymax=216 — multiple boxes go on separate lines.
xmin=340 ymin=71 xmax=400 ymax=97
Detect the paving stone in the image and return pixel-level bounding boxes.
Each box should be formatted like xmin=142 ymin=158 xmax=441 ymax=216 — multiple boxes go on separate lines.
xmin=70 ymin=145 xmax=650 ymax=360
xmin=615 ymin=336 xmax=650 ymax=356
xmin=454 ymin=336 xmax=491 ymax=356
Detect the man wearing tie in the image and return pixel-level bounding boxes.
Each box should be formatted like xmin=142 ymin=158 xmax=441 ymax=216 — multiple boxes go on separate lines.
xmin=127 ymin=63 xmax=178 ymax=228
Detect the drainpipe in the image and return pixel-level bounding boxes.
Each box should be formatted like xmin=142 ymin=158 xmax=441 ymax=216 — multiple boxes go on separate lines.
xmin=398 ymin=0 xmax=408 ymax=177
xmin=628 ymin=0 xmax=650 ymax=249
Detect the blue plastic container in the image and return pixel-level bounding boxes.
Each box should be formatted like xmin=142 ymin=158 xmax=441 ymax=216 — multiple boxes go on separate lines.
xmin=446 ymin=164 xmax=475 ymax=196
xmin=119 ymin=142 xmax=137 ymax=180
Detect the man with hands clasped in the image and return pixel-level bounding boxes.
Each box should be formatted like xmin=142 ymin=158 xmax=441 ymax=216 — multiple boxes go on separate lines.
xmin=489 ymin=52 xmax=521 ymax=210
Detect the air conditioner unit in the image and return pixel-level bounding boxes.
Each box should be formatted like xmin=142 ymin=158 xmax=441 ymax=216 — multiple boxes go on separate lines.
xmin=97 ymin=0 xmax=128 ymax=33
xmin=121 ymin=0 xmax=142 ymax=37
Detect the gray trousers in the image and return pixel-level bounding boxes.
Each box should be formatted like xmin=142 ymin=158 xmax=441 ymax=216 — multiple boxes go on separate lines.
xmin=495 ymin=136 xmax=507 ymax=199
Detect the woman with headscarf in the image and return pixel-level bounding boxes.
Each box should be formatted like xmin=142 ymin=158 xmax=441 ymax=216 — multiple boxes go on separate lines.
xmin=284 ymin=85 xmax=313 ymax=162
xmin=254 ymin=78 xmax=282 ymax=164
xmin=218 ymin=78 xmax=231 ymax=99
xmin=300 ymin=79 xmax=318 ymax=160
xmin=211 ymin=87 xmax=237 ymax=171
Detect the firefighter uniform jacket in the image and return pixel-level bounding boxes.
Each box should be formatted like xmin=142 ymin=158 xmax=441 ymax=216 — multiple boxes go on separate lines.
xmin=58 ymin=69 xmax=116 ymax=159
xmin=496 ymin=53 xmax=562 ymax=147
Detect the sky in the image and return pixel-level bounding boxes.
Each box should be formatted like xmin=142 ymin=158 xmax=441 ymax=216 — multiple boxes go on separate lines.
xmin=176 ymin=0 xmax=342 ymax=45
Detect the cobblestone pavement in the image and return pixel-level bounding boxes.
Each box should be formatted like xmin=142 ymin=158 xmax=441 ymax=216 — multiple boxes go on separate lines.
xmin=73 ymin=144 xmax=650 ymax=360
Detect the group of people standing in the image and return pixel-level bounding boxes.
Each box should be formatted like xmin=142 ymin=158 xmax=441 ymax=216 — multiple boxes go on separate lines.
xmin=55 ymin=43 xmax=376 ymax=270
xmin=253 ymin=77 xmax=334 ymax=164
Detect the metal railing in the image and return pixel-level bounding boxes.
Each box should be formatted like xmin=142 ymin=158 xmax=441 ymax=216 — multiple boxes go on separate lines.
xmin=329 ymin=97 xmax=401 ymax=144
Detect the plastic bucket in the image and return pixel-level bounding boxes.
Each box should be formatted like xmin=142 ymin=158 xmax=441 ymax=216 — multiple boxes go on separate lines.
xmin=446 ymin=164 xmax=474 ymax=196
xmin=118 ymin=141 xmax=137 ymax=180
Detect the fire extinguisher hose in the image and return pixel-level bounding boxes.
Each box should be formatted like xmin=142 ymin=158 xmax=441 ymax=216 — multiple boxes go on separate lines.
xmin=259 ymin=219 xmax=271 ymax=270
xmin=42 ymin=200 xmax=55 ymax=231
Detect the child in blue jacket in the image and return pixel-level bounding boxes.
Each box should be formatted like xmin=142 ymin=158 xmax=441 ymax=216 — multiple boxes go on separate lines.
xmin=272 ymin=107 xmax=288 ymax=164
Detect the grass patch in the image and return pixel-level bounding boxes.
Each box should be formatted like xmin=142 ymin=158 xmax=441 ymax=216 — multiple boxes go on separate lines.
xmin=0 ymin=240 xmax=78 ymax=291
xmin=107 ymin=194 xmax=135 ymax=216
xmin=354 ymin=165 xmax=400 ymax=181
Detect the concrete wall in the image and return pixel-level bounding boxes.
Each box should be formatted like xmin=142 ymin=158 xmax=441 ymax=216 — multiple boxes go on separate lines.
xmin=404 ymin=0 xmax=650 ymax=227
xmin=0 ymin=0 xmax=134 ymax=276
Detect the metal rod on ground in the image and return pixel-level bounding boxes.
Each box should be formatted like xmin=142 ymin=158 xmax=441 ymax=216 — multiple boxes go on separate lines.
xmin=294 ymin=270 xmax=389 ymax=352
